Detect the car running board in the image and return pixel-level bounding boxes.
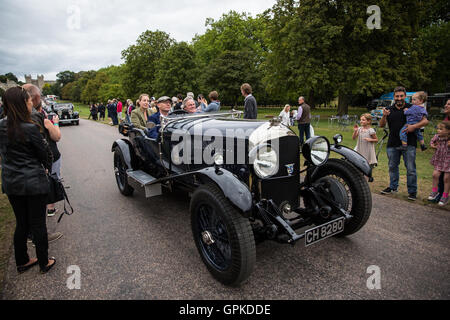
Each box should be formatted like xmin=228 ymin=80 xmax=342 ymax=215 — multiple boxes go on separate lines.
xmin=127 ymin=170 xmax=162 ymax=198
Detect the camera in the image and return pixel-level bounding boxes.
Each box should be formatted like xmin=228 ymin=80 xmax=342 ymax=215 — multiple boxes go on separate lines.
xmin=48 ymin=113 xmax=55 ymax=121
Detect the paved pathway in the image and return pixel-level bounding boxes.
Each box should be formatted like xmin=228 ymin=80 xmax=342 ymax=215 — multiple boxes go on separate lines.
xmin=2 ymin=119 xmax=449 ymax=300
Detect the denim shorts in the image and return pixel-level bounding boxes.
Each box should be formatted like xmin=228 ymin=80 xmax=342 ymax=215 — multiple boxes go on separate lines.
xmin=51 ymin=158 xmax=61 ymax=180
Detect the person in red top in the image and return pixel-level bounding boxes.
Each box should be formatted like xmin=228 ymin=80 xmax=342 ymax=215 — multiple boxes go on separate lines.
xmin=117 ymin=99 xmax=123 ymax=122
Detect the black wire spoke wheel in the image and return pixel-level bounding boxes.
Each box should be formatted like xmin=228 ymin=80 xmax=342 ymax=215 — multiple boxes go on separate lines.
xmin=113 ymin=147 xmax=134 ymax=196
xmin=197 ymin=205 xmax=232 ymax=270
xmin=310 ymin=158 xmax=372 ymax=236
xmin=326 ymin=174 xmax=352 ymax=212
xmin=190 ymin=183 xmax=256 ymax=286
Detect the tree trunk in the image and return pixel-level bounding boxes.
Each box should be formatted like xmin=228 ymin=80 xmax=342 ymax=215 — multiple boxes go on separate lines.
xmin=308 ymin=90 xmax=316 ymax=109
xmin=337 ymin=90 xmax=349 ymax=116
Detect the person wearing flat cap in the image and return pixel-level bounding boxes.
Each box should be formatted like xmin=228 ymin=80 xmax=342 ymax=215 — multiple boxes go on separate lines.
xmin=147 ymin=96 xmax=172 ymax=139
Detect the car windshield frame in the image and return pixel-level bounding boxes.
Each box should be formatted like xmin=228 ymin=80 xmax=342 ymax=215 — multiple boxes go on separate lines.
xmin=53 ymin=104 xmax=73 ymax=109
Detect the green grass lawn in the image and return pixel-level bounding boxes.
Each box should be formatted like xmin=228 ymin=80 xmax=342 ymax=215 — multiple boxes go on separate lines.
xmin=296 ymin=119 xmax=439 ymax=207
xmin=64 ymin=100 xmax=446 ymax=209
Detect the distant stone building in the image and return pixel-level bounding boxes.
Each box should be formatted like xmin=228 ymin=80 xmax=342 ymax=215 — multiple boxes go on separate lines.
xmin=25 ymin=74 xmax=57 ymax=91
xmin=0 ymin=75 xmax=57 ymax=95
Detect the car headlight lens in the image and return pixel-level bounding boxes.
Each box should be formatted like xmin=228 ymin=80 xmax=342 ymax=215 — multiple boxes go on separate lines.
xmin=57 ymin=110 xmax=62 ymax=117
xmin=302 ymin=136 xmax=330 ymax=166
xmin=214 ymin=153 xmax=224 ymax=166
xmin=69 ymin=109 xmax=73 ymax=115
xmin=251 ymin=144 xmax=278 ymax=178
xmin=333 ymin=134 xmax=343 ymax=145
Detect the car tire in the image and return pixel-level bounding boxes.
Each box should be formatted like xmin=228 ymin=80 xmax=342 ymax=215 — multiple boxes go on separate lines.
xmin=113 ymin=147 xmax=134 ymax=196
xmin=190 ymin=183 xmax=256 ymax=286
xmin=310 ymin=158 xmax=372 ymax=236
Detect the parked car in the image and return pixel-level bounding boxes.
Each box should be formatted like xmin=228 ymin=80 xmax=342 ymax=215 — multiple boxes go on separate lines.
xmin=50 ymin=103 xmax=79 ymax=125
xmin=112 ymin=111 xmax=373 ymax=286
xmin=427 ymin=93 xmax=450 ymax=115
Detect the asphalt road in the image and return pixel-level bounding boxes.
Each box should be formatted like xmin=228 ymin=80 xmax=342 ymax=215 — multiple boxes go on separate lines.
xmin=1 ymin=119 xmax=449 ymax=300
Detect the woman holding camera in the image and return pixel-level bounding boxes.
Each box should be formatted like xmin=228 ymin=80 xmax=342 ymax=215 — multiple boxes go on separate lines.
xmin=0 ymin=87 xmax=56 ymax=274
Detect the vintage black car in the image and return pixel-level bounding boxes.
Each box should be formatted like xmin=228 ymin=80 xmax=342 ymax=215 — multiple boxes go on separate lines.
xmin=50 ymin=103 xmax=79 ymax=125
xmin=112 ymin=111 xmax=373 ymax=286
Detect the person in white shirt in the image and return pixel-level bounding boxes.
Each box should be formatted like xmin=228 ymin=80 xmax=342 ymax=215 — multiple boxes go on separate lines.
xmin=279 ymin=104 xmax=291 ymax=126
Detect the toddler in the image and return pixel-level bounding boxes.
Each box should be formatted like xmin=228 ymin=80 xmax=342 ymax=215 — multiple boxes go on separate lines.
xmin=353 ymin=114 xmax=378 ymax=167
xmin=398 ymin=91 xmax=428 ymax=151
xmin=428 ymin=121 xmax=450 ymax=206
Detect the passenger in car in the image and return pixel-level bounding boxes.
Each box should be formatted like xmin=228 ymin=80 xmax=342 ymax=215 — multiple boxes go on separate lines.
xmin=183 ymin=97 xmax=200 ymax=114
xmin=130 ymin=94 xmax=153 ymax=131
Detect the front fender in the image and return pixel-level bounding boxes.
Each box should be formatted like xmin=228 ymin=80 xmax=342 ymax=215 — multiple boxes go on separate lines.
xmin=112 ymin=139 xmax=134 ymax=170
xmin=330 ymin=145 xmax=373 ymax=181
xmin=196 ymin=167 xmax=253 ymax=217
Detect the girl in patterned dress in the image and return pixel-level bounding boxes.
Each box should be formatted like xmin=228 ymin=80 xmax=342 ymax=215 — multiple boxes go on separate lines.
xmin=353 ymin=113 xmax=379 ymax=167
xmin=428 ymin=121 xmax=450 ymax=206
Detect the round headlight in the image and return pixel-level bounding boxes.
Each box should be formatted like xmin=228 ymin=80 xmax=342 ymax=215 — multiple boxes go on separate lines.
xmin=69 ymin=109 xmax=73 ymax=115
xmin=302 ymin=136 xmax=330 ymax=166
xmin=57 ymin=110 xmax=62 ymax=116
xmin=251 ymin=145 xmax=278 ymax=178
xmin=333 ymin=134 xmax=343 ymax=145
xmin=214 ymin=153 xmax=224 ymax=166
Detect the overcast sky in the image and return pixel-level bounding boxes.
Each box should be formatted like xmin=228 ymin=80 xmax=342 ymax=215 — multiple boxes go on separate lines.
xmin=0 ymin=0 xmax=276 ymax=82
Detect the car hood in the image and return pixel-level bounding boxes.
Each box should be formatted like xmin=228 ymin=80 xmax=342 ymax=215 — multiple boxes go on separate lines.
xmin=164 ymin=116 xmax=297 ymax=148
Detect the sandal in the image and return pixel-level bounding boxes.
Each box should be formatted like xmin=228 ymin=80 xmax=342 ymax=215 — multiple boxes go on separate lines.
xmin=40 ymin=257 xmax=56 ymax=274
xmin=17 ymin=259 xmax=38 ymax=274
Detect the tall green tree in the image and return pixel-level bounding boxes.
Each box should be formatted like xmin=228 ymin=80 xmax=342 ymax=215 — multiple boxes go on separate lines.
xmin=81 ymin=72 xmax=108 ymax=103
xmin=205 ymin=50 xmax=260 ymax=106
xmin=0 ymin=72 xmax=19 ymax=83
xmin=70 ymin=71 xmax=97 ymax=102
xmin=121 ymin=30 xmax=174 ymax=98
xmin=153 ymin=42 xmax=199 ymax=97
xmin=416 ymin=0 xmax=450 ymax=93
xmin=264 ymin=0 xmax=432 ymax=113
xmin=98 ymin=65 xmax=125 ymax=84
xmin=56 ymin=71 xmax=76 ymax=87
xmin=61 ymin=82 xmax=75 ymax=100
xmin=418 ymin=21 xmax=450 ymax=93
xmin=193 ymin=11 xmax=269 ymax=104
xmin=98 ymin=83 xmax=125 ymax=103
xmin=42 ymin=83 xmax=53 ymax=96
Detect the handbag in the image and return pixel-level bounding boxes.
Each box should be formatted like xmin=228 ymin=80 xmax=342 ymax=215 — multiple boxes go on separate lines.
xmin=47 ymin=173 xmax=74 ymax=223
xmin=47 ymin=173 xmax=64 ymax=204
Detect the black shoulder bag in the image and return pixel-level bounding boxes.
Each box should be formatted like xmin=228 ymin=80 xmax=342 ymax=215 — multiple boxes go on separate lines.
xmin=47 ymin=173 xmax=74 ymax=223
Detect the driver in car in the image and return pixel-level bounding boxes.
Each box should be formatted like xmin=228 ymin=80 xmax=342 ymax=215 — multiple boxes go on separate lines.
xmin=147 ymin=96 xmax=172 ymax=139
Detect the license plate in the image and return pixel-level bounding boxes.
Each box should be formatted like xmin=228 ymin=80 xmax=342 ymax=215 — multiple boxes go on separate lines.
xmin=305 ymin=217 xmax=345 ymax=247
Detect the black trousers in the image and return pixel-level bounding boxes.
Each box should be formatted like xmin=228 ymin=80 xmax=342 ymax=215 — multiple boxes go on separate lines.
xmin=111 ymin=112 xmax=118 ymax=125
xmin=298 ymin=123 xmax=311 ymax=145
xmin=7 ymin=194 xmax=49 ymax=270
